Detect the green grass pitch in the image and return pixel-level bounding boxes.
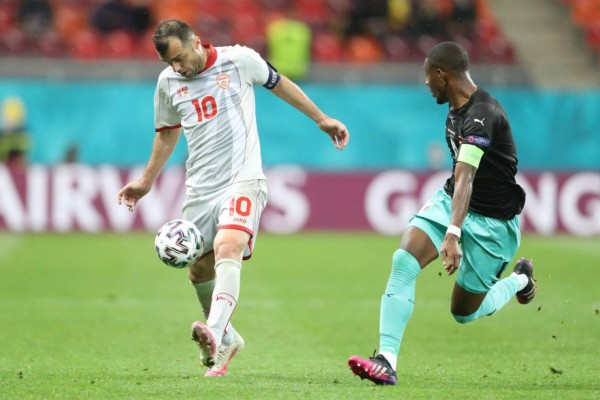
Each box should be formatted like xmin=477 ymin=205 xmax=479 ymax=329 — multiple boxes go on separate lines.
xmin=0 ymin=232 xmax=599 ymax=399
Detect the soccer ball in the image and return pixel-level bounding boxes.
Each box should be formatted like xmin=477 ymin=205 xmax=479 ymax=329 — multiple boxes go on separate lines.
xmin=154 ymin=219 xmax=204 ymax=268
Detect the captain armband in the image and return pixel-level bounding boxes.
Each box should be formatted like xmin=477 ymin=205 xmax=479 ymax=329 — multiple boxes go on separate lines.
xmin=263 ymin=61 xmax=281 ymax=89
xmin=457 ymin=144 xmax=484 ymax=168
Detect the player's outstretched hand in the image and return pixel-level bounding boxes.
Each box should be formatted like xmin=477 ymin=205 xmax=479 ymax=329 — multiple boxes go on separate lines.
xmin=318 ymin=117 xmax=349 ymax=150
xmin=441 ymin=235 xmax=462 ymax=275
xmin=117 ymin=180 xmax=152 ymax=212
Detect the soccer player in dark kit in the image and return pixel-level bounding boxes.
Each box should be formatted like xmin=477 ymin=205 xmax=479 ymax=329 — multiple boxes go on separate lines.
xmin=348 ymin=41 xmax=537 ymax=385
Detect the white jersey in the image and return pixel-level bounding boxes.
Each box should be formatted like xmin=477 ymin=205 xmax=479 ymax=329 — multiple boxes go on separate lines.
xmin=154 ymin=44 xmax=279 ymax=195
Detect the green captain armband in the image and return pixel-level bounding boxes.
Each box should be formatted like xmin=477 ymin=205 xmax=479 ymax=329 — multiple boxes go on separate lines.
xmin=457 ymin=144 xmax=484 ymax=168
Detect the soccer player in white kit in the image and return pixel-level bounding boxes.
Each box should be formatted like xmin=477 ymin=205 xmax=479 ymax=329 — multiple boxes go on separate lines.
xmin=117 ymin=19 xmax=349 ymax=377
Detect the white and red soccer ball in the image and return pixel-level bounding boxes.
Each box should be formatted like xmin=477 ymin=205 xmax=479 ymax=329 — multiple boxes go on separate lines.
xmin=154 ymin=219 xmax=204 ymax=268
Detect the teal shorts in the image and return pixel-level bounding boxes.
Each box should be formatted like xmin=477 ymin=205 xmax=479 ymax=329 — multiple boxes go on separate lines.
xmin=409 ymin=189 xmax=521 ymax=293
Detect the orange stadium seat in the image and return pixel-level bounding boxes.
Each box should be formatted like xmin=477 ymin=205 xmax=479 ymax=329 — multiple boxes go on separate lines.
xmin=571 ymin=0 xmax=600 ymax=27
xmin=345 ymin=35 xmax=384 ymax=63
xmin=54 ymin=4 xmax=88 ymax=40
xmin=151 ymin=0 xmax=196 ymax=22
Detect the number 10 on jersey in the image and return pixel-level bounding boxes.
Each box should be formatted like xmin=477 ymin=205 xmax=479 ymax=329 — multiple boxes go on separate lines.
xmin=192 ymin=96 xmax=217 ymax=122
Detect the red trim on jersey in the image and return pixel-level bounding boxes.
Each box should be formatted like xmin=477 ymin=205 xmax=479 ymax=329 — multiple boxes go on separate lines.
xmin=198 ymin=44 xmax=217 ymax=74
xmin=218 ymin=224 xmax=254 ymax=237
xmin=156 ymin=124 xmax=182 ymax=132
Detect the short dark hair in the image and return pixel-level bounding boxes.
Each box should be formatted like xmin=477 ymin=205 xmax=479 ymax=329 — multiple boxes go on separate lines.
xmin=153 ymin=19 xmax=195 ymax=56
xmin=426 ymin=42 xmax=469 ymax=72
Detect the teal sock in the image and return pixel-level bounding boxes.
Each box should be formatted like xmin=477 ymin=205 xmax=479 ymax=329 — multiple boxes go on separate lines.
xmin=379 ymin=249 xmax=421 ymax=359
xmin=453 ymin=274 xmax=521 ymax=324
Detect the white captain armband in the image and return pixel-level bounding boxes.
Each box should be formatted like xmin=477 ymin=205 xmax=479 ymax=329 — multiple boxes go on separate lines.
xmin=263 ymin=61 xmax=281 ymax=89
xmin=457 ymin=144 xmax=484 ymax=168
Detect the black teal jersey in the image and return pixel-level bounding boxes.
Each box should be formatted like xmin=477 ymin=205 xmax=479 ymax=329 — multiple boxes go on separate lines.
xmin=443 ymin=88 xmax=526 ymax=220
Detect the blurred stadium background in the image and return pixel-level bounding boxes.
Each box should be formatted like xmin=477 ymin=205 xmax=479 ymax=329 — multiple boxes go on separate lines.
xmin=0 ymin=0 xmax=598 ymax=236
xmin=1 ymin=1 xmax=599 ymax=398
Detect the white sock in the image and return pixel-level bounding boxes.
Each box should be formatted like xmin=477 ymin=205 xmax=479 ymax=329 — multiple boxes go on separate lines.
xmin=510 ymin=272 xmax=529 ymax=291
xmin=192 ymin=278 xmax=238 ymax=346
xmin=206 ymin=259 xmax=241 ymax=348
xmin=222 ymin=326 xmax=238 ymax=346
xmin=380 ymin=351 xmax=398 ymax=370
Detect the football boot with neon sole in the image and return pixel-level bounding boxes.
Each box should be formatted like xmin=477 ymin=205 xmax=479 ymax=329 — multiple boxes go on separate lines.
xmin=348 ymin=353 xmax=397 ymax=385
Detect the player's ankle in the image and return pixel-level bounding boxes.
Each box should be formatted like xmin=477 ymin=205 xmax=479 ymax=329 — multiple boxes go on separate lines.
xmin=510 ymin=272 xmax=528 ymax=291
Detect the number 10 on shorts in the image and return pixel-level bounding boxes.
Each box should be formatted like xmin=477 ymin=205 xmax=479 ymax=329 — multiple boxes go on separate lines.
xmin=229 ymin=196 xmax=252 ymax=222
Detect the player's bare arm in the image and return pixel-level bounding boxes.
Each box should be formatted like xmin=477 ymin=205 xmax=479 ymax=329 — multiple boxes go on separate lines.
xmin=271 ymin=75 xmax=349 ymax=150
xmin=117 ymin=128 xmax=181 ymax=211
xmin=441 ymin=161 xmax=476 ymax=274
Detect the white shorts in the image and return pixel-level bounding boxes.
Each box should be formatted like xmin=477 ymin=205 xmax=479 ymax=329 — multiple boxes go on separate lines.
xmin=182 ymin=179 xmax=268 ymax=260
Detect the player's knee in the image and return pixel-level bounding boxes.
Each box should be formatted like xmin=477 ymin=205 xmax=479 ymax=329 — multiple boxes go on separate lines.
xmin=214 ymin=230 xmax=249 ymax=260
xmin=391 ymin=249 xmax=417 ymax=270
xmin=214 ymin=241 xmax=244 ymax=260
xmin=392 ymin=249 xmax=406 ymax=269
xmin=452 ymin=311 xmax=477 ymax=324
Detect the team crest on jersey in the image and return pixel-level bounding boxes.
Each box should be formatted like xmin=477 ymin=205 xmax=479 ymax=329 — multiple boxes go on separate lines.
xmin=176 ymin=86 xmax=189 ymax=97
xmin=217 ymin=74 xmax=230 ymax=89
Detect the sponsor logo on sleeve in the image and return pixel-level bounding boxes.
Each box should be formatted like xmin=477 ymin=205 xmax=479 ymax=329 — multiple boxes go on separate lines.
xmin=467 ymin=135 xmax=491 ymax=147
xmin=176 ymin=86 xmax=189 ymax=97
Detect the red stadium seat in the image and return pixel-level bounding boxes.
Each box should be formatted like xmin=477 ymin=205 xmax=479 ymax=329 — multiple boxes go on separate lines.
xmin=0 ymin=4 xmax=15 ymax=34
xmin=586 ymin=22 xmax=600 ymax=49
xmin=70 ymin=30 xmax=102 ymax=60
xmin=103 ymin=31 xmax=136 ymax=59
xmin=1 ymin=28 xmax=28 ymax=56
xmin=135 ymin=29 xmax=159 ymax=59
xmin=230 ymin=14 xmax=263 ymax=45
xmin=294 ymin=0 xmax=332 ymax=28
xmin=197 ymin=0 xmax=226 ymax=18
xmin=38 ymin=30 xmax=67 ymax=58
xmin=312 ymin=32 xmax=344 ymax=62
xmin=228 ymin=0 xmax=260 ymax=17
